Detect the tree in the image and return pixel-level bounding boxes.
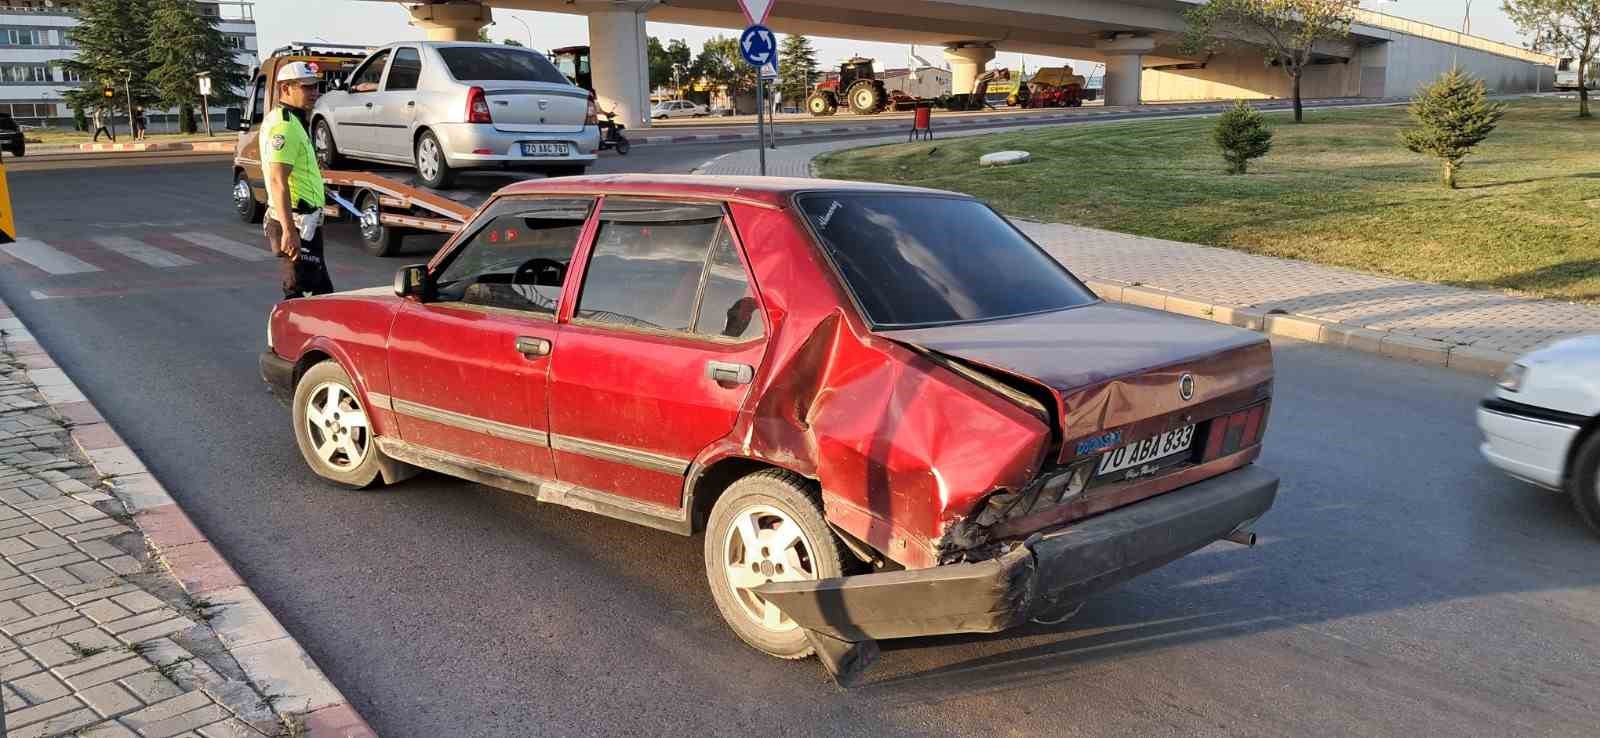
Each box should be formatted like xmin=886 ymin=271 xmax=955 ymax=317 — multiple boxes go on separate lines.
xmin=647 ymin=37 xmax=672 ymax=91
xmin=504 ymin=38 xmax=524 ymax=47
xmin=694 ymin=36 xmax=754 ymax=97
xmin=477 ymin=26 xmax=492 ymax=43
xmin=1504 ymin=0 xmax=1600 ymax=117
xmin=666 ymin=39 xmax=692 ymax=92
xmin=1183 ymin=0 xmax=1360 ymax=123
xmin=777 ymin=34 xmax=819 ymax=103
xmin=1213 ymin=100 xmax=1274 ymax=173
xmin=1400 ymin=69 xmax=1505 ymax=188
xmin=146 ymin=0 xmax=246 ymax=133
xmin=59 ymin=0 xmax=156 ymax=120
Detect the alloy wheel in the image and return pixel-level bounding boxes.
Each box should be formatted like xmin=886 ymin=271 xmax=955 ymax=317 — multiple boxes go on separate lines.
xmin=721 ymin=504 xmax=818 ymax=632
xmin=304 ymin=382 xmax=369 ymax=470
xmin=417 ymin=137 xmax=440 ymax=181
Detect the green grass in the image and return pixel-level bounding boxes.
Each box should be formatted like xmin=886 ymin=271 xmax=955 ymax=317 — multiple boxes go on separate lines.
xmin=27 ymin=130 xmax=231 ymax=144
xmin=815 ymin=98 xmax=1600 ymax=303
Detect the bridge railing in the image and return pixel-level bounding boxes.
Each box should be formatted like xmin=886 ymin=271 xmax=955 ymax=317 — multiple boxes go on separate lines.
xmin=1353 ymin=9 xmax=1554 ymax=65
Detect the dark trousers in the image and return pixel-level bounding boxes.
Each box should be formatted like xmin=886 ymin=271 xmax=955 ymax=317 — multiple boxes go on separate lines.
xmin=266 ymin=220 xmax=335 ymax=300
xmin=92 ymin=126 xmax=114 ymax=142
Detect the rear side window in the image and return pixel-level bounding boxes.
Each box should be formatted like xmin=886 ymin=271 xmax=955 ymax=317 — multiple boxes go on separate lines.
xmin=797 ymin=193 xmax=1097 ymax=328
xmin=438 ymin=47 xmax=569 ymax=84
xmin=576 ymin=199 xmax=732 ymax=334
xmin=386 ymin=47 xmax=422 ymax=91
xmin=694 ymin=230 xmax=763 ymax=341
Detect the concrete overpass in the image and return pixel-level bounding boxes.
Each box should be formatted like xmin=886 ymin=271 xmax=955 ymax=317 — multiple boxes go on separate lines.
xmin=390 ymin=0 xmax=1555 ymax=130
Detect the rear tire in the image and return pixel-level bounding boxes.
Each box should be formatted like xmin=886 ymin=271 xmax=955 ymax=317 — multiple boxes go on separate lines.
xmin=291 ymin=361 xmax=383 ymax=489
xmin=1568 ymin=431 xmax=1600 ymax=537
xmin=233 ymin=170 xmax=264 ymax=224
xmin=704 ymin=469 xmax=845 ymax=659
xmin=846 ymin=81 xmax=885 ymax=115
xmin=356 ymin=190 xmax=404 ymax=257
xmin=414 ymin=130 xmax=455 ymax=189
xmin=8 ymin=140 xmax=22 ymax=157
xmin=313 ymin=118 xmax=342 ymax=170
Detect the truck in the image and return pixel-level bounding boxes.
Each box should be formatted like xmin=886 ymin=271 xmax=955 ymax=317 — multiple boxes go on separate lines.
xmin=230 ymin=43 xmax=512 ymax=257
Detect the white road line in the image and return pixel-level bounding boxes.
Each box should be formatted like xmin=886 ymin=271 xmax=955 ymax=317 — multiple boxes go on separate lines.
xmin=91 ymin=235 xmax=196 ymax=268
xmin=172 ymin=231 xmax=273 ymax=262
xmin=0 ymin=238 xmax=103 ymax=275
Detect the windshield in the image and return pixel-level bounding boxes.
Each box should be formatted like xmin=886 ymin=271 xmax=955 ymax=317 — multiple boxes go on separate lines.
xmin=798 ymin=193 xmax=1097 ymax=328
xmin=438 ymin=46 xmax=570 ymax=84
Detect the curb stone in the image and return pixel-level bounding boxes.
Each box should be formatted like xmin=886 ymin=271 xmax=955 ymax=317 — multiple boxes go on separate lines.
xmin=1082 ymin=278 xmax=1516 ymax=375
xmin=0 ymin=299 xmax=379 ymax=738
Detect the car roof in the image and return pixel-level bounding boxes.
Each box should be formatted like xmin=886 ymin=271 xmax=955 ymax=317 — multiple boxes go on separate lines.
xmin=495 ymin=174 xmax=968 ymax=209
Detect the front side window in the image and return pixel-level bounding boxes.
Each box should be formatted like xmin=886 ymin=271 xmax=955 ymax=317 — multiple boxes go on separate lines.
xmin=434 ymin=198 xmax=595 ymax=315
xmin=438 ymin=47 xmax=568 ymax=84
xmin=349 ymin=49 xmax=390 ymax=92
xmin=386 ymin=47 xmax=422 ymax=91
xmin=575 ymin=199 xmax=728 ymax=334
xmin=797 ymin=193 xmax=1097 ymax=328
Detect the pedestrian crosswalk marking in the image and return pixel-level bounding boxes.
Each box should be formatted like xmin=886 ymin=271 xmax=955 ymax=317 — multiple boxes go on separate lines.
xmin=91 ymin=236 xmax=196 ymax=268
xmin=172 ymin=232 xmax=272 ymax=262
xmin=1 ymin=238 xmax=102 ymax=274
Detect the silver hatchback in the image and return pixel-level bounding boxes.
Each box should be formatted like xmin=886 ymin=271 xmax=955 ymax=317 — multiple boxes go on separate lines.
xmin=312 ymin=42 xmax=600 ymax=188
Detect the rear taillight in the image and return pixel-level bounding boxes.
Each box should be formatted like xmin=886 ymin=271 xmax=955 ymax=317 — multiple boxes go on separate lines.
xmin=585 ymin=94 xmax=598 ymax=126
xmin=467 ymin=86 xmax=492 ymax=124
xmin=1202 ymin=403 xmax=1268 ymax=461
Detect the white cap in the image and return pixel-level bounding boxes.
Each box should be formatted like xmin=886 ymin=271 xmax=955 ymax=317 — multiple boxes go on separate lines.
xmin=275 ymin=61 xmax=320 ymax=84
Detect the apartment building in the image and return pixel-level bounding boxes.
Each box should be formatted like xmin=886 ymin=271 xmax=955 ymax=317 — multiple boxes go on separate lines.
xmin=0 ymin=0 xmax=257 ymax=128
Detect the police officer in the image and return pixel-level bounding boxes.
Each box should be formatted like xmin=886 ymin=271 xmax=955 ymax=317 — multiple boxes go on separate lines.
xmin=261 ymin=61 xmax=334 ymax=299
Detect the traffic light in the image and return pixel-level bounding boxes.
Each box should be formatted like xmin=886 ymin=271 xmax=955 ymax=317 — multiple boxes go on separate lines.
xmin=103 ymin=86 xmax=114 ymax=98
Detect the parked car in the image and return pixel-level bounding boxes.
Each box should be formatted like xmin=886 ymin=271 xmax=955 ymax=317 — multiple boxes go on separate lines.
xmin=0 ymin=113 xmax=24 ymax=157
xmin=311 ymin=41 xmax=600 ymax=188
xmin=651 ymin=100 xmax=708 ymax=119
xmin=1478 ymin=336 xmax=1600 ymax=532
xmin=259 ymin=175 xmax=1278 ymax=683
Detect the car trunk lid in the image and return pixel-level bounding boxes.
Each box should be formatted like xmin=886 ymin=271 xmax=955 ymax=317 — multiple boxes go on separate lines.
xmin=480 ymin=83 xmax=590 ymax=134
xmin=885 ymin=302 xmax=1273 ymax=465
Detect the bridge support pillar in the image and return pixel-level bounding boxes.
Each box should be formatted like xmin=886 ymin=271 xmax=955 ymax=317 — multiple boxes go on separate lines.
xmin=1096 ymin=34 xmax=1156 ymax=107
xmin=579 ymin=0 xmax=659 ymax=131
xmin=943 ymin=43 xmax=996 ymax=96
xmin=408 ymin=2 xmax=492 ymax=42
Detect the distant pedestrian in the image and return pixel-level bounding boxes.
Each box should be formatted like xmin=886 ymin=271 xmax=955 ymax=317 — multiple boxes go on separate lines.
xmin=133 ymin=107 xmax=147 ymax=140
xmin=91 ymin=106 xmax=115 ymax=142
xmin=772 ymin=89 xmax=783 ymax=116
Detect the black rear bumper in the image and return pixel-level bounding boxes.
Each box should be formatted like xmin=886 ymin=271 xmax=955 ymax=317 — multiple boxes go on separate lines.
xmin=755 ymin=464 xmax=1278 ymax=681
xmin=259 ymin=350 xmax=294 ymax=404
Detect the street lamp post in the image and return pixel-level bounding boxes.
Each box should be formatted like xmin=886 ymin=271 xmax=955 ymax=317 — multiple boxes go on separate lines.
xmin=509 ymin=15 xmax=534 ymax=47
xmin=118 ymin=68 xmax=133 ymax=136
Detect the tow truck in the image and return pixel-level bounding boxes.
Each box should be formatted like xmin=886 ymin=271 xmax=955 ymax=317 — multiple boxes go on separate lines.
xmin=231 ymin=43 xmax=523 ymax=256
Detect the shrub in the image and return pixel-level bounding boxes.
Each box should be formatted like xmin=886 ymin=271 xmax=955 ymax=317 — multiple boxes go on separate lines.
xmin=1400 ymin=69 xmax=1505 ymax=189
xmin=1212 ymin=100 xmax=1273 ymax=174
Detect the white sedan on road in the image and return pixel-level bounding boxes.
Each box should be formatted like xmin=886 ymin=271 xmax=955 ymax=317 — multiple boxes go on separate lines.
xmin=651 ymin=100 xmax=708 ymax=119
xmin=1478 ymin=335 xmax=1600 ymax=532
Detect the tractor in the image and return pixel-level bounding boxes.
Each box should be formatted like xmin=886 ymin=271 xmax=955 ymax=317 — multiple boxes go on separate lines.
xmin=806 ymin=57 xmax=890 ymax=116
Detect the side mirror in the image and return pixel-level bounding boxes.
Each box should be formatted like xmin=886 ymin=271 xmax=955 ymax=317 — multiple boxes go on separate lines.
xmin=325 ymin=77 xmax=346 ymax=93
xmin=394 ymin=264 xmax=431 ymax=299
xmin=225 ymin=107 xmax=243 ymax=131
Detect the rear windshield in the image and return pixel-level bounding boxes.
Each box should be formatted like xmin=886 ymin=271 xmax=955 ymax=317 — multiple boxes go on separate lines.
xmin=797 ymin=193 xmax=1097 ymax=328
xmin=438 ymin=46 xmax=570 ymax=84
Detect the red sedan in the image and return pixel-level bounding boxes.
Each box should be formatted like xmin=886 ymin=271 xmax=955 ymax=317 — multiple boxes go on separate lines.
xmin=260 ymin=174 xmax=1278 ymax=682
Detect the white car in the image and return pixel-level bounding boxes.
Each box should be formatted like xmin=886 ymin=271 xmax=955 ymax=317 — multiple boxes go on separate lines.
xmin=1477 ymin=335 xmax=1600 ymax=532
xmin=651 ymin=100 xmax=707 ymax=119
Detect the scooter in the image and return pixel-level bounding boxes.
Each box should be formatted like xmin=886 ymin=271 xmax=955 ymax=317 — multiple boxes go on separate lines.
xmin=598 ymin=110 xmax=630 ymax=155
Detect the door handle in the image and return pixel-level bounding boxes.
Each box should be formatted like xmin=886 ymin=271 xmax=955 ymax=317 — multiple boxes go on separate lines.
xmin=706 ymin=361 xmax=754 ymax=385
xmin=407 ymin=101 xmax=415 ymax=107
xmin=515 ymin=336 xmax=551 ymax=357
xmin=364 ymin=102 xmax=373 ymax=108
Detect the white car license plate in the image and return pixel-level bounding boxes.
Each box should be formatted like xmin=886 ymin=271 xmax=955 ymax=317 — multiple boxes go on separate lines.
xmin=1096 ymin=425 xmax=1196 ymax=476
xmin=521 ymin=142 xmax=569 ymax=157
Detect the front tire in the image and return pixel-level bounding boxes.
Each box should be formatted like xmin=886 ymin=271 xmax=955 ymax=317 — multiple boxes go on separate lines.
xmin=291 ymin=362 xmax=382 ymax=489
xmin=1568 ymin=431 xmax=1600 ymax=537
xmin=806 ymin=91 xmax=837 ymax=117
xmin=704 ymin=469 xmax=845 ymax=659
xmin=414 ymin=130 xmax=455 ymax=189
xmin=356 ymin=190 xmax=404 ymax=257
xmin=313 ymin=119 xmax=342 ymax=170
xmin=233 ymin=170 xmax=264 ymax=224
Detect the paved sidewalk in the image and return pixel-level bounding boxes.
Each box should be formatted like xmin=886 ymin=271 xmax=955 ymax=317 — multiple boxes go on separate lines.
xmin=696 ymin=132 xmax=1600 ymax=370
xmin=0 ymin=308 xmax=372 ymax=737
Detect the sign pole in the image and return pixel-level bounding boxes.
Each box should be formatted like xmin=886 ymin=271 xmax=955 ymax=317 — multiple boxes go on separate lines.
xmin=756 ymin=75 xmax=766 ymax=175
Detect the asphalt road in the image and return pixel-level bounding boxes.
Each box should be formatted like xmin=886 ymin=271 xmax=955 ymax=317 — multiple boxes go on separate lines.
xmin=4 ymin=141 xmax=1598 ymax=737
